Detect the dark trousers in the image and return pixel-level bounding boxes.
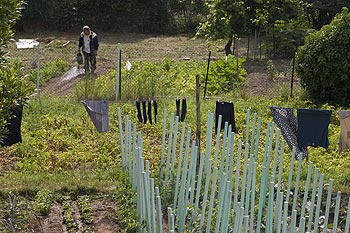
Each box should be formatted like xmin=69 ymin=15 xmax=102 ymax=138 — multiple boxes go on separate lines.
xmin=83 ymin=51 xmax=96 ymax=72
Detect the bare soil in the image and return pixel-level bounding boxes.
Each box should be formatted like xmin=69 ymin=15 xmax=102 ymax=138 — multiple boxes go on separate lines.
xmin=28 ymin=199 xmax=120 ymax=233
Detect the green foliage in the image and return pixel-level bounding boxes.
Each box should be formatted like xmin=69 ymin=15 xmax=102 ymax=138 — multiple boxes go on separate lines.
xmin=0 ymin=61 xmax=33 ymax=141
xmin=266 ymin=59 xmax=278 ymax=80
xmin=0 ymin=191 xmax=30 ymax=232
xmin=61 ymin=195 xmax=77 ymax=232
xmin=197 ymin=0 xmax=306 ymax=40
xmin=75 ymin=59 xmax=206 ymax=101
xmin=77 ymin=195 xmax=93 ymax=225
xmin=304 ymin=0 xmax=350 ymax=29
xmin=113 ymin=171 xmax=139 ymax=232
xmin=0 ymin=0 xmax=31 ymax=142
xmin=75 ymin=71 xmax=118 ymax=101
xmin=0 ymin=0 xmax=23 ymax=62
xmin=18 ymin=0 xmax=206 ymax=33
xmin=34 ymin=189 xmax=53 ymax=216
xmin=204 ymin=55 xmax=246 ymax=96
xmin=28 ymin=59 xmax=69 ymax=85
xmin=197 ymin=0 xmax=247 ymax=39
xmin=296 ymin=7 xmax=350 ymax=106
xmin=12 ymin=97 xmax=118 ymax=173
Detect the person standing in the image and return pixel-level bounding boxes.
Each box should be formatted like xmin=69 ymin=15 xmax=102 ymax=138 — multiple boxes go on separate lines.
xmin=78 ymin=26 xmax=99 ymax=72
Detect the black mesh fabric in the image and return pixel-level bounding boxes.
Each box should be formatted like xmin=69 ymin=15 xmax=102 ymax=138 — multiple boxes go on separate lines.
xmin=270 ymin=106 xmax=308 ymax=159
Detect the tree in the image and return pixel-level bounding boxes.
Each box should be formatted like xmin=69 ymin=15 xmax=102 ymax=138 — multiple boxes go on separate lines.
xmin=296 ymin=7 xmax=350 ymax=105
xmin=197 ymin=0 xmax=309 ymax=58
xmin=304 ymin=0 xmax=350 ymax=29
xmin=0 ymin=0 xmax=23 ymax=62
xmin=196 ymin=0 xmax=247 ymax=40
xmin=0 ymin=0 xmax=30 ymax=141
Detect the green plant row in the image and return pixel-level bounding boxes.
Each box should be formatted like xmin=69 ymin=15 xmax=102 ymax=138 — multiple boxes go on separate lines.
xmin=61 ymin=196 xmax=78 ymax=233
xmin=77 ymin=195 xmax=93 ymax=225
xmin=74 ymin=57 xmax=246 ymax=101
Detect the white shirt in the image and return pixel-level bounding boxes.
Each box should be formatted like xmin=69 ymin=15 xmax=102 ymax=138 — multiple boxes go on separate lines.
xmin=83 ymin=34 xmax=91 ymax=53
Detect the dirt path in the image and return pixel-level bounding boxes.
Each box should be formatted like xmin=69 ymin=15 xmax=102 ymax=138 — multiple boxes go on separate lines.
xmin=92 ymin=199 xmax=120 ymax=233
xmin=41 ymin=66 xmax=85 ymax=96
xmin=32 ymin=203 xmax=64 ymax=233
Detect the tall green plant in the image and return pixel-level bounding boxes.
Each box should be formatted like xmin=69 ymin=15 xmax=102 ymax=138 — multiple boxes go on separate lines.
xmin=0 ymin=0 xmax=31 ymax=141
xmin=296 ymin=7 xmax=350 ymax=105
xmin=204 ymin=55 xmax=247 ymax=96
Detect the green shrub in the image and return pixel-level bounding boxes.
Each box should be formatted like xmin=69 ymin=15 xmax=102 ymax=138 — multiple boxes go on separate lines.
xmin=295 ymin=7 xmax=350 ymax=106
xmin=203 ymin=55 xmax=246 ymax=96
xmin=34 ymin=189 xmax=54 ymax=216
xmin=0 ymin=61 xmax=32 ymax=140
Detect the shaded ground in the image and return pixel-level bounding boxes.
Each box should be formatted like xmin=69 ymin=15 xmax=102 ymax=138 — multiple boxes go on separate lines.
xmin=28 ymin=199 xmax=120 ymax=233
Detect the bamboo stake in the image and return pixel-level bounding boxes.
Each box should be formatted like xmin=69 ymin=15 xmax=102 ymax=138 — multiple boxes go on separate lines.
xmin=286 ymin=147 xmax=296 ymax=204
xmin=250 ymin=113 xmax=257 ymax=155
xmin=299 ymin=217 xmax=306 ymax=233
xmin=254 ymin=117 xmax=262 ymax=161
xmin=156 ymin=193 xmax=162 ymax=233
xmin=276 ymin=191 xmax=284 ymax=233
xmin=213 ymin=115 xmax=222 ymax=169
xmin=245 ymin=109 xmax=251 ymax=146
xmin=266 ymin=180 xmax=275 ymax=232
xmin=177 ymin=128 xmax=192 ymax=225
xmin=344 ymin=197 xmax=350 ymax=233
xmin=220 ymin=182 xmax=232 ymax=233
xmin=249 ymin=161 xmax=257 ymax=233
xmin=150 ymin=178 xmax=156 ymax=233
xmin=282 ymin=201 xmax=289 ymax=233
xmin=219 ymin=122 xmax=229 ymax=177
xmin=233 ymin=140 xmax=243 ymax=209
xmin=300 ymin=162 xmax=313 ymax=227
xmin=332 ymin=191 xmax=341 ymax=233
xmin=204 ymin=111 xmax=214 ymax=174
xmin=160 ymin=109 xmax=168 ymax=175
xmin=204 ymin=166 xmax=218 ymax=232
xmin=173 ymin=122 xmax=186 ymax=209
xmin=193 ymin=152 xmax=205 ymax=219
xmin=240 ymin=143 xmax=250 ymax=206
xmin=323 ymin=179 xmax=334 ymax=233
xmin=215 ymin=172 xmax=227 ymax=233
xmin=170 ymin=117 xmax=180 ymax=181
xmin=314 ymin=174 xmax=325 ymax=231
xmin=307 ymin=168 xmax=319 ymax=232
xmin=164 ymin=113 xmax=175 ymax=184
xmin=199 ymin=159 xmax=213 ymax=230
xmin=290 ymin=210 xmax=297 ymax=232
xmin=292 ymin=151 xmax=304 ymax=212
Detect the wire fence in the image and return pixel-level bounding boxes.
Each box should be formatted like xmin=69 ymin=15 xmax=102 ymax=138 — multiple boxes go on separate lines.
xmin=7 ymin=34 xmax=298 ymax=103
xmin=8 ymin=36 xmax=117 ymax=100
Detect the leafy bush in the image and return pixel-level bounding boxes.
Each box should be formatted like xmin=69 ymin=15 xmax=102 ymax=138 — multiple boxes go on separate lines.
xmin=203 ymin=55 xmax=246 ymax=96
xmin=296 ymin=7 xmax=350 ymax=106
xmin=0 ymin=61 xmax=32 ymax=141
xmin=34 ymin=189 xmax=53 ymax=215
